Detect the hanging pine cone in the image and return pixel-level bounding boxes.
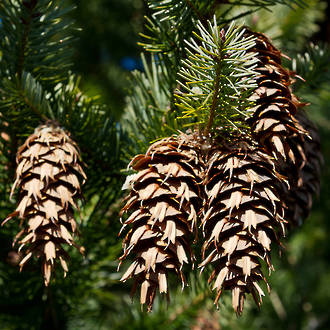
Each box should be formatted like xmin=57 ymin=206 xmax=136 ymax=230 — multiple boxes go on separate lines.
xmin=119 ymin=133 xmax=203 ymax=311
xmin=246 ymin=30 xmax=306 ymax=163
xmin=2 ymin=122 xmax=86 ymax=285
xmin=200 ymin=139 xmax=286 ymax=314
xmin=244 ymin=30 xmax=322 ymax=228
xmin=284 ymin=110 xmax=323 ymax=227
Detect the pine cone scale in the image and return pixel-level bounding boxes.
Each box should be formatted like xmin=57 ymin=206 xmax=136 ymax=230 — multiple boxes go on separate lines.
xmin=119 ymin=133 xmax=203 ymax=311
xmin=3 ymin=123 xmax=85 ymax=285
xmin=200 ymin=142 xmax=286 ymax=314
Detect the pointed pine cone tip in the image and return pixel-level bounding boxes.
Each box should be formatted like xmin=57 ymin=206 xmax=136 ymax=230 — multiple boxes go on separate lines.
xmin=2 ymin=211 xmax=19 ymax=226
xmin=5 ymin=122 xmax=86 ymax=285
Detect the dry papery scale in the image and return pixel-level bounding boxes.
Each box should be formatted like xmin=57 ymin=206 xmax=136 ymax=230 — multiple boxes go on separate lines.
xmin=245 ymin=30 xmax=307 ymax=163
xmin=119 ymin=133 xmax=204 ymax=311
xmin=284 ymin=111 xmax=323 ymax=227
xmin=199 ymin=138 xmax=287 ymax=315
xmin=245 ymin=30 xmax=322 ymax=228
xmin=3 ymin=122 xmax=86 ymax=285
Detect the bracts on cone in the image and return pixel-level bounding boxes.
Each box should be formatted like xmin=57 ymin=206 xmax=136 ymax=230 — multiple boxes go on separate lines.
xmin=119 ymin=133 xmax=204 ymax=311
xmin=245 ymin=30 xmax=307 ymax=163
xmin=284 ymin=111 xmax=323 ymax=227
xmin=245 ymin=30 xmax=322 ymax=228
xmin=199 ymin=139 xmax=287 ymax=314
xmin=119 ymin=131 xmax=290 ymax=313
xmin=3 ymin=122 xmax=86 ymax=285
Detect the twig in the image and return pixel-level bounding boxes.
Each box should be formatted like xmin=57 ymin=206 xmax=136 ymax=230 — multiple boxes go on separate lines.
xmin=204 ymin=58 xmax=221 ymax=135
xmin=17 ymin=1 xmax=38 ymax=78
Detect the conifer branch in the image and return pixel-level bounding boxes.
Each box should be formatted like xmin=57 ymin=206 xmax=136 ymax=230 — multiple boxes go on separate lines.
xmin=226 ymin=0 xmax=305 ymax=7
xmin=175 ymin=19 xmax=258 ymax=136
xmin=291 ymin=43 xmax=330 ymax=91
xmin=184 ymin=0 xmax=206 ymax=25
xmin=17 ymin=17 xmax=31 ymax=79
xmin=20 ymin=72 xmax=53 ymax=120
xmin=123 ymin=54 xmax=176 ymax=153
xmin=17 ymin=0 xmax=38 ymax=78
xmin=1 ymin=72 xmax=52 ymax=122
xmin=0 ymin=0 xmax=75 ymax=87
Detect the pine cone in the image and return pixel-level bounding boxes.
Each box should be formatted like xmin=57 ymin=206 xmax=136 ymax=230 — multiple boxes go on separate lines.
xmin=285 ymin=111 xmax=323 ymax=227
xmin=3 ymin=122 xmax=86 ymax=285
xmin=246 ymin=30 xmax=306 ymax=162
xmin=200 ymin=139 xmax=286 ymax=314
xmin=119 ymin=133 xmax=203 ymax=311
xmin=245 ymin=31 xmax=322 ymax=227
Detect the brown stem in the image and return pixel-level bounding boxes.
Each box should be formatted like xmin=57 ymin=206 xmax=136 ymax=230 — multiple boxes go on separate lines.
xmin=17 ymin=22 xmax=31 ymax=79
xmin=7 ymin=114 xmax=19 ymax=181
xmin=185 ymin=0 xmax=229 ymax=24
xmin=17 ymin=1 xmax=38 ymax=78
xmin=184 ymin=0 xmax=208 ymax=26
xmin=42 ymin=286 xmax=60 ymax=330
xmin=210 ymin=0 xmax=230 ymax=17
xmin=19 ymin=91 xmax=48 ymax=121
xmin=204 ymin=58 xmax=222 ymax=136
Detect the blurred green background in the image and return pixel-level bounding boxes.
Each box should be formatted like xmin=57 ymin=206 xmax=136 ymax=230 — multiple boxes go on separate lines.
xmin=1 ymin=1 xmax=330 ymax=329
xmin=69 ymin=0 xmax=145 ymax=117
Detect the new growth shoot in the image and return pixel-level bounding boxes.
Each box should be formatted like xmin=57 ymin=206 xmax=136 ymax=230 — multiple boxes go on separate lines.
xmin=176 ymin=17 xmax=258 ymax=137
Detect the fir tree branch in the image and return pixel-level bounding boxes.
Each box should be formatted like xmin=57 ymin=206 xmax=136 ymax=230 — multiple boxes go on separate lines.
xmin=18 ymin=93 xmax=48 ymax=121
xmin=122 ymin=53 xmax=176 ymax=153
xmin=17 ymin=0 xmax=38 ymax=78
xmin=219 ymin=8 xmax=260 ymax=24
xmin=291 ymin=43 xmax=330 ymax=91
xmin=0 ymin=0 xmax=75 ymax=88
xmin=20 ymin=72 xmax=52 ymax=120
xmin=175 ymin=19 xmax=258 ymax=135
xmin=1 ymin=72 xmax=52 ymax=122
xmin=226 ymin=0 xmax=305 ymax=7
xmin=143 ymin=1 xmax=216 ymax=61
xmin=17 ymin=17 xmax=30 ymax=79
xmin=184 ymin=0 xmax=206 ymax=26
xmin=52 ymin=74 xmax=126 ymax=191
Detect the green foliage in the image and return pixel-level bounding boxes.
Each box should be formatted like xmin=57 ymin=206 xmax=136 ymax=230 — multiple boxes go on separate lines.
xmin=0 ymin=2 xmax=128 ymax=328
xmin=123 ymin=54 xmax=177 ymax=154
xmin=176 ymin=20 xmax=258 ymax=134
xmin=1 ymin=72 xmax=52 ymax=124
xmin=143 ymin=0 xmax=213 ymax=51
xmin=291 ymin=43 xmax=330 ymax=91
xmin=67 ymin=0 xmax=144 ymax=116
xmin=140 ymin=1 xmax=216 ymax=82
xmin=0 ymin=0 xmax=126 ymax=185
xmin=0 ymin=0 xmax=329 ymax=329
xmin=227 ymin=0 xmax=326 ymax=52
xmin=226 ymin=0 xmax=304 ymax=4
xmin=215 ymin=0 xmax=306 ymax=25
xmin=0 ymin=0 xmax=75 ymax=85
xmin=133 ymin=1 xmax=219 ymax=148
xmin=289 ymin=41 xmax=330 ymax=131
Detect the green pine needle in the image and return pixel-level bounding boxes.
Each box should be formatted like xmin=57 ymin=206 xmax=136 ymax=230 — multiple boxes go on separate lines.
xmin=175 ymin=18 xmax=258 ymax=136
xmin=291 ymin=43 xmax=330 ymax=91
